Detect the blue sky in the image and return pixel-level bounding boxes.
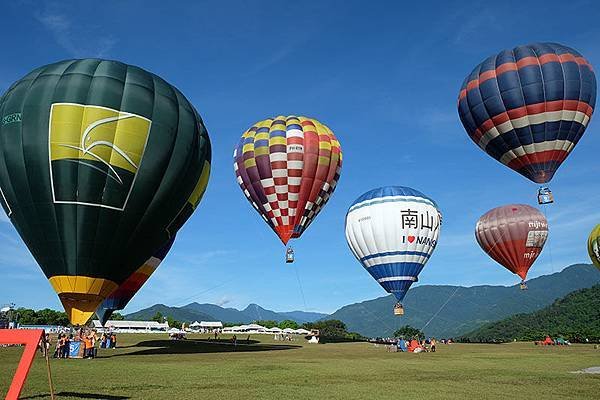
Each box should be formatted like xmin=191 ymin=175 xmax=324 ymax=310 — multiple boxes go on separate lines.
xmin=1 ymin=0 xmax=600 ymax=314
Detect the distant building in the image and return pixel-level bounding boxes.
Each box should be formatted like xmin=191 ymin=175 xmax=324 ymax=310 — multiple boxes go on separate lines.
xmin=0 ymin=304 xmax=16 ymax=329
xmin=91 ymin=320 xmax=169 ymax=333
xmin=18 ymin=325 xmax=65 ymax=333
xmin=189 ymin=321 xmax=223 ymax=332
xmin=223 ymin=324 xmax=310 ymax=335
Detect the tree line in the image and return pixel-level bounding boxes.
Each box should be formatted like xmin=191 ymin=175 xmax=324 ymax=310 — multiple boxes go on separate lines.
xmin=3 ymin=308 xmax=125 ymax=327
xmin=459 ymin=285 xmax=600 ymax=343
xmin=150 ymin=313 xmax=365 ymax=341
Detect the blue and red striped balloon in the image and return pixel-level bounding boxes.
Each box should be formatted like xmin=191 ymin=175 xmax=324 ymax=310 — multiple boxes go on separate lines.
xmin=458 ymin=42 xmax=596 ymax=184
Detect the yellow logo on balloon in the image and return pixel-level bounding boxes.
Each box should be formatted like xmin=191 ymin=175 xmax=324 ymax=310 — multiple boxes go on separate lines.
xmin=49 ymin=103 xmax=152 ymax=210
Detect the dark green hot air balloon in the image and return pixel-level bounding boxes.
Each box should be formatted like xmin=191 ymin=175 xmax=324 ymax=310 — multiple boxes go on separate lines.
xmin=0 ymin=59 xmax=211 ymax=324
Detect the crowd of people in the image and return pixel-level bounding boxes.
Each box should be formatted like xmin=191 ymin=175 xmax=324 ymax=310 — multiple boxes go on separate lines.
xmin=382 ymin=337 xmax=441 ymax=353
xmin=534 ymin=335 xmax=571 ymax=346
xmin=44 ymin=329 xmax=117 ymax=359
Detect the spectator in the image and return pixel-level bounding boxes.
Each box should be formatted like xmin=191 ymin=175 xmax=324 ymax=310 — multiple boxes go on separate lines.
xmin=62 ymin=335 xmax=72 ymax=358
xmin=83 ymin=334 xmax=93 ymax=359
xmin=53 ymin=335 xmax=62 ymax=358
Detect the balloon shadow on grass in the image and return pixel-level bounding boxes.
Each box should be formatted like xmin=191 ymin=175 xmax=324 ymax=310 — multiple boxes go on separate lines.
xmin=21 ymin=392 xmax=130 ymax=399
xmin=99 ymin=339 xmax=301 ymax=357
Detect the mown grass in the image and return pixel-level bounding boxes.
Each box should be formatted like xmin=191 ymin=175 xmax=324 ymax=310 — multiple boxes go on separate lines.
xmin=1 ymin=333 xmax=599 ymax=399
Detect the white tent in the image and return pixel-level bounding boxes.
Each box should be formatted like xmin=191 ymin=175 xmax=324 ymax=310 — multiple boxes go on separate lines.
xmin=189 ymin=321 xmax=201 ymax=328
xmin=200 ymin=321 xmax=223 ymax=329
xmin=224 ymin=326 xmax=242 ymax=332
xmin=168 ymin=327 xmax=182 ymax=334
xmin=268 ymin=327 xmax=283 ymax=333
xmin=282 ymin=328 xmax=295 ymax=334
xmin=92 ymin=320 xmax=169 ymax=332
xmin=295 ymin=328 xmax=310 ymax=335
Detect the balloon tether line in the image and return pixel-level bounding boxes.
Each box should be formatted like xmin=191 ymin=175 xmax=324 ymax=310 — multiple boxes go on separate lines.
xmin=140 ymin=276 xmax=240 ymax=309
xmin=293 ymin=266 xmax=308 ymax=311
xmin=420 ymin=286 xmax=460 ymax=332
xmin=541 ymin=203 xmax=555 ymax=274
xmin=356 ymin=302 xmax=397 ymax=333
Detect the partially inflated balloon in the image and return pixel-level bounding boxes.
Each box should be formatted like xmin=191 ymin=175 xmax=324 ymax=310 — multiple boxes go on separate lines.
xmin=0 ymin=59 xmax=211 ymax=324
xmin=458 ymin=43 xmax=596 ymax=184
xmin=345 ymin=187 xmax=442 ymax=308
xmin=475 ymin=205 xmax=548 ymax=281
xmin=96 ymin=236 xmax=176 ymax=325
xmin=234 ymin=116 xmax=342 ymax=244
xmin=587 ymin=224 xmax=600 ymax=271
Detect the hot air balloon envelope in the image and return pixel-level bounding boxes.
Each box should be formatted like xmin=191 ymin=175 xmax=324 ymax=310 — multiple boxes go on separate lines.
xmin=96 ymin=236 xmax=176 ymax=325
xmin=458 ymin=42 xmax=596 ymax=184
xmin=233 ymin=116 xmax=342 ymax=245
xmin=587 ymin=224 xmax=600 ymax=271
xmin=475 ymin=204 xmax=548 ymax=282
xmin=0 ymin=59 xmax=211 ymax=324
xmin=345 ymin=186 xmax=442 ymax=311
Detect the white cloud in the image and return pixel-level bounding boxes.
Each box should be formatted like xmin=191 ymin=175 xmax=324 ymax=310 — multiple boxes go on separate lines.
xmin=243 ymin=45 xmax=294 ymax=77
xmin=34 ymin=6 xmax=116 ymax=58
xmin=216 ymin=296 xmax=232 ymax=307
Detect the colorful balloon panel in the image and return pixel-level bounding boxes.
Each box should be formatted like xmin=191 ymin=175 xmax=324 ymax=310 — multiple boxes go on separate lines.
xmin=0 ymin=59 xmax=211 ymax=324
xmin=475 ymin=204 xmax=548 ymax=280
xmin=233 ymin=116 xmax=342 ymax=244
xmin=96 ymin=236 xmax=176 ymax=325
xmin=458 ymin=42 xmax=596 ymax=184
xmin=345 ymin=186 xmax=442 ymax=303
xmin=587 ymin=224 xmax=600 ymax=271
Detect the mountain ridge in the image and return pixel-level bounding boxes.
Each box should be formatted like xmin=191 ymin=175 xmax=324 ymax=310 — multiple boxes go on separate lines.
xmin=459 ymin=284 xmax=600 ymax=342
xmin=327 ymin=264 xmax=600 ymax=338
xmin=126 ymin=301 xmax=328 ymax=324
xmin=126 ymin=264 xmax=600 ymax=338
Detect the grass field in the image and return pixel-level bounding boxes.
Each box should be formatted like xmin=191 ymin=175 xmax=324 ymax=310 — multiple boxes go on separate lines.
xmin=1 ymin=333 xmax=599 ymax=399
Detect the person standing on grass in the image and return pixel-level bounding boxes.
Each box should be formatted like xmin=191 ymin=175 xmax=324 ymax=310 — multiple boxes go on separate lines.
xmin=83 ymin=334 xmax=92 ymax=359
xmin=91 ymin=330 xmax=98 ymax=357
xmin=63 ymin=334 xmax=72 ymax=358
xmin=53 ymin=335 xmax=62 ymax=358
xmin=431 ymin=338 xmax=436 ymax=352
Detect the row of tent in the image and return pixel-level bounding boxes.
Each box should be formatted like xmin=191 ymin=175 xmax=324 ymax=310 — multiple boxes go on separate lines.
xmin=223 ymin=324 xmax=310 ymax=335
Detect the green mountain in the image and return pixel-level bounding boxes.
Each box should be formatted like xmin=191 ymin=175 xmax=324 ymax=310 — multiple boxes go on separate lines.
xmin=126 ymin=264 xmax=599 ymax=338
xmin=328 ymin=264 xmax=600 ymax=339
xmin=126 ymin=302 xmax=327 ymax=324
xmin=459 ymin=284 xmax=600 ymax=342
xmin=125 ymin=304 xmax=215 ymax=322
xmin=279 ymin=311 xmax=329 ymax=323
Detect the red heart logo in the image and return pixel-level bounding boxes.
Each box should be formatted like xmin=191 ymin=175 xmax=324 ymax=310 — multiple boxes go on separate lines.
xmin=407 ymin=236 xmax=415 ymax=243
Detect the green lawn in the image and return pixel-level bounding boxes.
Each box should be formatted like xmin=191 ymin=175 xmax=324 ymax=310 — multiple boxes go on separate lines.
xmin=1 ymin=333 xmax=599 ymax=399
